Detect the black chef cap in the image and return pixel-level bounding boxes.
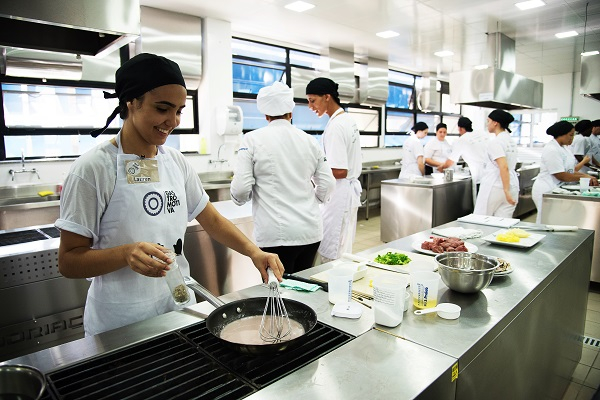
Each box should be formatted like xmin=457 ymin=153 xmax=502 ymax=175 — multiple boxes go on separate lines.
xmin=305 ymin=77 xmax=342 ymax=106
xmin=574 ymin=119 xmax=592 ymax=134
xmin=488 ymin=109 xmax=515 ymax=133
xmin=412 ymin=122 xmax=428 ymax=132
xmin=457 ymin=117 xmax=473 ymax=132
xmin=436 ymin=123 xmax=447 ymax=131
xmin=546 ymin=121 xmax=574 ymax=138
xmin=90 ymin=53 xmax=186 ymax=137
xmin=592 ymin=119 xmax=600 ymax=127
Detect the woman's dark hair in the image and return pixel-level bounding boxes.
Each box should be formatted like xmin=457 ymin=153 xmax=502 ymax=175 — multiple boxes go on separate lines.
xmin=546 ymin=120 xmax=574 ymax=138
xmin=436 ymin=123 xmax=447 ymax=131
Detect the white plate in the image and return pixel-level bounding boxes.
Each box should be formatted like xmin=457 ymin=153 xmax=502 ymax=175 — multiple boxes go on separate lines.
xmin=411 ymin=240 xmax=478 ymax=256
xmin=482 ymin=229 xmax=546 ymax=248
xmin=561 ymin=184 xmax=580 ymax=190
xmin=493 ymin=266 xmax=514 ymax=277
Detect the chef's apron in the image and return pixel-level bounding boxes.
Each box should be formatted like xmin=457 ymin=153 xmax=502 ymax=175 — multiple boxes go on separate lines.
xmin=318 ymin=178 xmax=362 ymax=260
xmin=474 ymin=163 xmax=519 ymax=217
xmin=84 ymin=133 xmax=194 ymax=336
xmin=532 ymin=145 xmax=576 ymax=223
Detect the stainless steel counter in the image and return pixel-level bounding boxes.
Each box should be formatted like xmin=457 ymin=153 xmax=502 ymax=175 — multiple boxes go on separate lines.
xmin=380 ymin=177 xmax=474 ymax=242
xmin=542 ymin=192 xmax=600 ymax=282
xmin=359 ymin=165 xmax=402 ymax=220
xmin=3 ymin=220 xmax=592 ymax=400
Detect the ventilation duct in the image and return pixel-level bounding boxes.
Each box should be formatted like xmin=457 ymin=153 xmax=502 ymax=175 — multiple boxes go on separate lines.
xmin=1 ymin=48 xmax=82 ymax=80
xmin=417 ymin=76 xmax=438 ymax=112
xmin=134 ymin=7 xmax=202 ymax=90
xmin=329 ymin=48 xmax=356 ymax=103
xmin=450 ymin=33 xmax=543 ymax=110
xmin=0 ymin=0 xmax=139 ymax=58
xmin=358 ymin=57 xmax=389 ymax=106
xmin=580 ymin=53 xmax=600 ymax=102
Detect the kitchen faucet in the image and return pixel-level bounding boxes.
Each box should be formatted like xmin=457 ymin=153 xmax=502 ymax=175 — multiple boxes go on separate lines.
xmin=8 ymin=150 xmax=41 ymax=181
xmin=209 ymin=143 xmax=229 ymax=164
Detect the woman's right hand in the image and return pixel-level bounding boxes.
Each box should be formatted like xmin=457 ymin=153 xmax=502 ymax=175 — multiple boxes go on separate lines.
xmin=125 ymin=242 xmax=172 ymax=277
xmin=504 ymin=189 xmax=517 ymax=206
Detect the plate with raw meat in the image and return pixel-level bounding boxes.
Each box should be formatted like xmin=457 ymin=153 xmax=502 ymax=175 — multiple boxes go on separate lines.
xmin=411 ymin=236 xmax=478 ymax=256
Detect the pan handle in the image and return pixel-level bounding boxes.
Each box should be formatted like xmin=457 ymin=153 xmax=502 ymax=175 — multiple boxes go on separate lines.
xmin=183 ymin=276 xmax=225 ymax=308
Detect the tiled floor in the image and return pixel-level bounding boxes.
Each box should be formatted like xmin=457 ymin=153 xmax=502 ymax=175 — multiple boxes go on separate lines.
xmin=353 ymin=209 xmax=600 ymax=400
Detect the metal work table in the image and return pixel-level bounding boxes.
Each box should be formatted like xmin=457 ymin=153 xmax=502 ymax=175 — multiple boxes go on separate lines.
xmin=380 ymin=177 xmax=474 ymax=242
xmin=3 ymin=221 xmax=592 ymax=400
xmin=542 ymin=192 xmax=600 ymax=282
xmin=359 ymin=164 xmax=402 ymax=219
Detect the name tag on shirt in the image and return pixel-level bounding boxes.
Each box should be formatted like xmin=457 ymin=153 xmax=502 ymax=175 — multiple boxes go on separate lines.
xmin=126 ymin=159 xmax=159 ymax=184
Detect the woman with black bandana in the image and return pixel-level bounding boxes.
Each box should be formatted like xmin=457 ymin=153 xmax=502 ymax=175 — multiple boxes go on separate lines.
xmin=305 ymin=77 xmax=362 ymax=264
xmin=474 ymin=109 xmax=520 ymax=217
xmin=55 ymin=53 xmax=284 ymax=336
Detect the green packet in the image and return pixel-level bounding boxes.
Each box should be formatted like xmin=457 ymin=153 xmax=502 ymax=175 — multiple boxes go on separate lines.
xmin=280 ymin=279 xmax=321 ymax=292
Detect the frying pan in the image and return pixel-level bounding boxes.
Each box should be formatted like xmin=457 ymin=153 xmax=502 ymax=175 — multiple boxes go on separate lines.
xmin=184 ymin=276 xmax=317 ymax=355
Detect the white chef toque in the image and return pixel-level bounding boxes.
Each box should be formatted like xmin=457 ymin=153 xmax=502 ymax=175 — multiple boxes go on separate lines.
xmin=256 ymin=82 xmax=295 ymax=117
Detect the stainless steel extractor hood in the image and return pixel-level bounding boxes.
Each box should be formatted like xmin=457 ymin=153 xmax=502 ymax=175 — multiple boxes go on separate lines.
xmin=450 ymin=33 xmax=543 ymax=110
xmin=0 ymin=0 xmax=140 ymax=58
xmin=580 ymin=53 xmax=600 ymax=102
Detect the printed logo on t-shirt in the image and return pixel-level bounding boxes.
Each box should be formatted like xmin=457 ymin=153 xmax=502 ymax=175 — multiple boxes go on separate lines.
xmin=143 ymin=190 xmax=181 ymax=216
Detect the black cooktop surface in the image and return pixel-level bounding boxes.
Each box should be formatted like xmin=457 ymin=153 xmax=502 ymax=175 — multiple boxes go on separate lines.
xmin=44 ymin=320 xmax=354 ymax=400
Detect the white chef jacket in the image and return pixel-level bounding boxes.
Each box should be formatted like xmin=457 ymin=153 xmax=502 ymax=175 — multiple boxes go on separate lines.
xmin=474 ymin=131 xmax=519 ymax=217
xmin=570 ymin=134 xmax=590 ymax=157
xmin=532 ymin=139 xmax=576 ymax=223
xmin=448 ymin=131 xmax=489 ymax=184
xmin=230 ymin=119 xmax=335 ymax=247
xmin=318 ymin=108 xmax=362 ymax=260
xmin=399 ymin=132 xmax=424 ymax=178
xmin=424 ymin=138 xmax=452 ymax=166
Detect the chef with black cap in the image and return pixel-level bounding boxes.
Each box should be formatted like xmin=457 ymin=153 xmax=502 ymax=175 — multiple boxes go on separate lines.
xmin=474 ymin=109 xmax=520 ymax=217
xmin=305 ymin=77 xmax=362 ymax=264
xmin=56 ymin=53 xmax=284 ymax=336
xmin=399 ymin=122 xmax=429 ymax=179
xmin=532 ymin=121 xmax=596 ymax=223
xmin=439 ymin=117 xmax=489 ymax=203
xmin=231 ymin=82 xmax=335 ymax=272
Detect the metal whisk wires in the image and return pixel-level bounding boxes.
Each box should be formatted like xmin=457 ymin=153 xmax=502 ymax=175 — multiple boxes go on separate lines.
xmin=259 ymin=269 xmax=292 ymax=343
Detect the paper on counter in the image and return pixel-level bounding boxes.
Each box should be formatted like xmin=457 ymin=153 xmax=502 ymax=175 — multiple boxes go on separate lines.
xmin=431 ymin=227 xmax=483 ymax=239
xmin=457 ymin=214 xmax=520 ymax=228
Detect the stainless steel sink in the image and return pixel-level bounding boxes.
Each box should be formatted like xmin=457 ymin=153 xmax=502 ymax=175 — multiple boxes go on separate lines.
xmin=0 ymin=195 xmax=60 ymax=206
xmin=205 ymin=179 xmax=232 ymax=184
xmin=0 ymin=183 xmax=62 ymax=231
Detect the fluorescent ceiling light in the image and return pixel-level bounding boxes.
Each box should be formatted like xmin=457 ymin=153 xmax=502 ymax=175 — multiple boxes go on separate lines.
xmin=434 ymin=50 xmax=454 ymax=57
xmin=555 ymin=31 xmax=578 ymax=39
xmin=514 ymin=0 xmax=545 ymax=10
xmin=474 ymin=64 xmax=489 ymax=70
xmin=284 ymin=1 xmax=315 ymax=12
xmin=376 ymin=30 xmax=399 ymax=39
xmin=581 ymin=50 xmax=599 ymax=56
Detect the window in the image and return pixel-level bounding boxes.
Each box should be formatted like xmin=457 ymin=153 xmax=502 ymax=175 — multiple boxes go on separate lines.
xmin=1 ymin=78 xmax=199 ymax=159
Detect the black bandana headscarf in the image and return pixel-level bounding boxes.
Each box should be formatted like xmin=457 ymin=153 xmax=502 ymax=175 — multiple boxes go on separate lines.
xmin=90 ymin=53 xmax=186 ymax=137
xmin=546 ymin=121 xmax=574 ymax=138
xmin=488 ymin=109 xmax=515 ymax=133
xmin=306 ymin=77 xmax=342 ymax=106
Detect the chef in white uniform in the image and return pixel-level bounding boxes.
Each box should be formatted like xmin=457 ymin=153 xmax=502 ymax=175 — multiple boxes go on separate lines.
xmin=474 ymin=109 xmax=520 ymax=217
xmin=306 ymin=77 xmax=362 ymax=264
xmin=570 ymin=119 xmax=595 ymax=171
xmin=399 ymin=122 xmax=428 ymax=179
xmin=231 ymin=82 xmax=335 ymax=272
xmin=439 ymin=117 xmax=489 ymax=203
xmin=532 ymin=121 xmax=596 ymax=223
xmin=56 ymin=53 xmax=284 ymax=336
xmin=588 ymin=120 xmax=600 ymax=166
xmin=424 ymin=123 xmax=452 ymax=173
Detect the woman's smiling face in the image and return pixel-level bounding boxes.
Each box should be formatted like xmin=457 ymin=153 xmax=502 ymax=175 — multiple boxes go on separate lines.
xmin=306 ymin=94 xmax=329 ymax=117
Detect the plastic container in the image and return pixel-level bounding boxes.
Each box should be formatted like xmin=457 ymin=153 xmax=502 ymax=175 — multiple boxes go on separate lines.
xmin=163 ymin=251 xmax=191 ymax=306
xmin=373 ymin=275 xmax=408 ymax=327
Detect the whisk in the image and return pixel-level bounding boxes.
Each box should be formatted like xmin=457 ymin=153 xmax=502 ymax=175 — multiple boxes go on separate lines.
xmin=259 ymin=269 xmax=292 ymax=343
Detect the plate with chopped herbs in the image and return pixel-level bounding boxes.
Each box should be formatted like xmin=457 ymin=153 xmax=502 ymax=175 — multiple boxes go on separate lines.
xmin=365 ymin=248 xmax=437 ymax=274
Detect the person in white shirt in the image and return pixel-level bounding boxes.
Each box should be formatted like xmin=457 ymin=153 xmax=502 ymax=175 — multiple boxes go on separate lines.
xmin=439 ymin=117 xmax=489 ymax=204
xmin=231 ymin=82 xmax=336 ymax=272
xmin=306 ymin=77 xmax=363 ymax=264
xmin=399 ymin=122 xmax=428 ymax=179
xmin=588 ymin=119 xmax=600 ymax=166
xmin=532 ymin=121 xmax=595 ymax=223
xmin=424 ymin=123 xmax=452 ymax=174
xmin=570 ymin=119 xmax=596 ymax=171
xmin=474 ymin=109 xmax=519 ymax=218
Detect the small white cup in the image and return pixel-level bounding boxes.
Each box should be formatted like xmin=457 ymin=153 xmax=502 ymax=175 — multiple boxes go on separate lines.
xmin=373 ymin=275 xmax=408 ymax=327
xmin=328 ymin=267 xmax=354 ymax=304
xmin=410 ymin=271 xmax=439 ymax=310
xmin=580 ymin=177 xmax=591 ymax=193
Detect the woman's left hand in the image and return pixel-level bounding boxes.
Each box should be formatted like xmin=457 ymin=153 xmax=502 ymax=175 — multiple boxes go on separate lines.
xmin=590 ymin=177 xmax=599 ymax=186
xmin=251 ymin=251 xmax=285 ymax=283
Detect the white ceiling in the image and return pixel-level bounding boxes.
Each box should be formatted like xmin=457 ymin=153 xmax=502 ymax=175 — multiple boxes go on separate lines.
xmin=141 ymin=0 xmax=600 ymax=80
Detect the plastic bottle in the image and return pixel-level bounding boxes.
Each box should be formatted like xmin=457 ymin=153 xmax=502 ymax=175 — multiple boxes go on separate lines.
xmin=163 ymin=251 xmax=190 ymax=305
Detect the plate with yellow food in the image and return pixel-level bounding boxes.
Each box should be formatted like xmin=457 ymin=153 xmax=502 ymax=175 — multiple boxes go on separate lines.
xmin=482 ymin=228 xmax=545 ymax=248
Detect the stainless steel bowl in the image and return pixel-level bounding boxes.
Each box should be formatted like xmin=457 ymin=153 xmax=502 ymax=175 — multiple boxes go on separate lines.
xmin=435 ymin=252 xmax=498 ymax=294
xmin=0 ymin=364 xmax=46 ymax=400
